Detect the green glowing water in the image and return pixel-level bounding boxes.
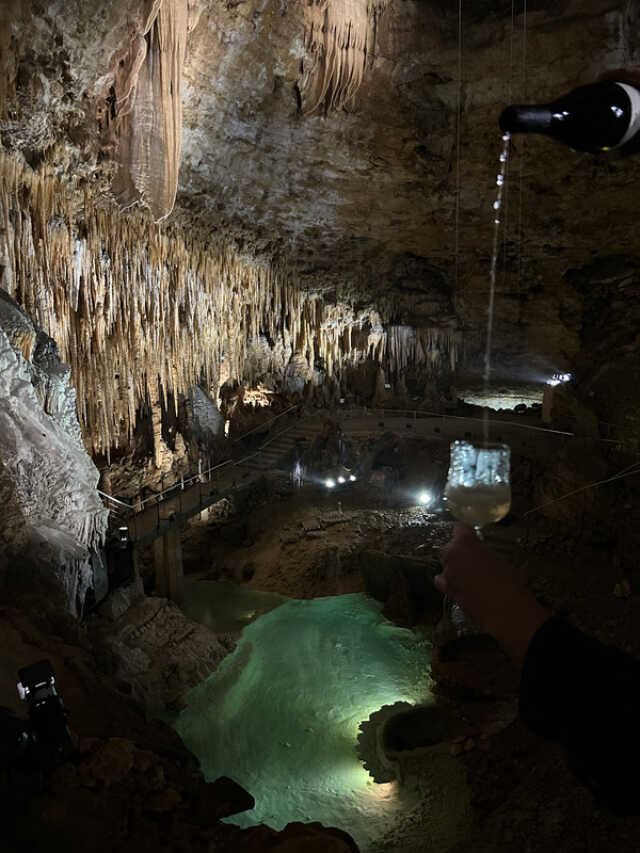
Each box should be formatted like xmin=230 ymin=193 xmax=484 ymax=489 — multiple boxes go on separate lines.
xmin=174 ymin=592 xmax=432 ymax=850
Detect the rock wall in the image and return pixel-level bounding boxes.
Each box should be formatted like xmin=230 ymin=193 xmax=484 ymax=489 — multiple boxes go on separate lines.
xmin=0 ymin=292 xmax=108 ymax=615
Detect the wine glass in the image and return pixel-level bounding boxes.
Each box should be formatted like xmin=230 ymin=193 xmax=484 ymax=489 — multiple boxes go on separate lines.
xmin=441 ymin=440 xmax=511 ymax=635
xmin=444 ymin=440 xmax=511 ymax=538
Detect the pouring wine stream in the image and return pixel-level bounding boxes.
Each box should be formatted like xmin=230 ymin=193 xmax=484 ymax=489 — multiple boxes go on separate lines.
xmin=483 ymin=131 xmax=512 ymax=446
xmin=443 ymin=132 xmax=513 ymax=581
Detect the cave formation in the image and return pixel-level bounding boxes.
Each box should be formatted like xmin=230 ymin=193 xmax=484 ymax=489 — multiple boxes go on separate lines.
xmin=2 ymin=0 xmax=640 ymax=851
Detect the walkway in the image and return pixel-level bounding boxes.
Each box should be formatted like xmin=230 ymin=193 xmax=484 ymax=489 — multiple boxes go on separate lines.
xmin=101 ymin=404 xmax=633 ymax=547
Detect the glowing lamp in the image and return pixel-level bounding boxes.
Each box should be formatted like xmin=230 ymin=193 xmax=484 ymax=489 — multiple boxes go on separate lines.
xmin=418 ymin=491 xmax=433 ymax=507
xmin=547 ymin=372 xmax=572 ymax=387
xmin=325 ymin=478 xmax=336 ymax=489
xmin=338 ymin=476 xmax=346 ymax=484
xmin=349 ymin=474 xmax=357 ymax=482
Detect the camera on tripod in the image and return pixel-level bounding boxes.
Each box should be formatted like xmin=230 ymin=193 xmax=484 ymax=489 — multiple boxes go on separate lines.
xmin=1 ymin=659 xmax=72 ymax=805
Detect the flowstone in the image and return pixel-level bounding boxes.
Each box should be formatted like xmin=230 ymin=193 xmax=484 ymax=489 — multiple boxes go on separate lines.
xmin=357 ymin=701 xmax=450 ymax=783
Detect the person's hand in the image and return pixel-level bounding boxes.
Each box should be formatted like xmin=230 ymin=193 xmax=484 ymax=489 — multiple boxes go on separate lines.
xmin=435 ymin=523 xmax=552 ymax=667
xmin=435 ymin=523 xmax=525 ymax=631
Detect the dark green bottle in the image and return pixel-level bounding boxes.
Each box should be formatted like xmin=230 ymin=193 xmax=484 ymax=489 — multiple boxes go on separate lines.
xmin=499 ymin=81 xmax=640 ymax=152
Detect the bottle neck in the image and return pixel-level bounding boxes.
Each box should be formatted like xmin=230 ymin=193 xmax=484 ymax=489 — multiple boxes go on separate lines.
xmin=499 ymin=105 xmax=553 ymax=135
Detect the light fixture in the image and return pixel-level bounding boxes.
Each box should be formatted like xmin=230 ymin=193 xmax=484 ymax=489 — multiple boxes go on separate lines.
xmin=325 ymin=478 xmax=336 ymax=489
xmin=547 ymin=372 xmax=572 ymax=387
xmin=418 ymin=491 xmax=433 ymax=507
xmin=349 ymin=474 xmax=357 ymax=482
xmin=338 ymin=476 xmax=346 ymax=484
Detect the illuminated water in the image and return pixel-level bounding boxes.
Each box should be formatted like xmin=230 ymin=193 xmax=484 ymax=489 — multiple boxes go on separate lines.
xmin=173 ymin=593 xmax=432 ymax=851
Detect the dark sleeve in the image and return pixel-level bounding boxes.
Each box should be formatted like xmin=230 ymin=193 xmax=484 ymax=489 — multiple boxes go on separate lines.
xmin=520 ymin=615 xmax=640 ymax=815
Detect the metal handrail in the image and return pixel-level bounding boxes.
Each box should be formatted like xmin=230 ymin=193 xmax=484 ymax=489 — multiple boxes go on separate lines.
xmin=97 ymin=490 xmax=133 ymax=509
xmin=98 ymin=490 xmax=135 ymax=512
xmin=103 ymin=416 xmax=301 ymax=513
xmin=339 ymin=407 xmax=574 ymax=437
xmin=339 ymin=406 xmax=638 ymax=448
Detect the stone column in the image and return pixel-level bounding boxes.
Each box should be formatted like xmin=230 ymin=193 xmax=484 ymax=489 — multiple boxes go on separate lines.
xmin=150 ymin=375 xmax=173 ymax=472
xmin=165 ymin=527 xmax=184 ymax=606
xmin=153 ymin=527 xmax=184 ymax=605
xmin=153 ymin=535 xmax=168 ymax=598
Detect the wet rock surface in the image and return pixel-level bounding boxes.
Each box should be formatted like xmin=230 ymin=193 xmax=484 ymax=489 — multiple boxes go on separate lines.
xmin=0 ymin=297 xmax=107 ymax=615
xmin=91 ymin=594 xmax=234 ymax=712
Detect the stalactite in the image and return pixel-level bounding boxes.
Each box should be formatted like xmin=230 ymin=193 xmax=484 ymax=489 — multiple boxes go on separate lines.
xmin=111 ymin=0 xmax=203 ymax=222
xmin=300 ymin=0 xmax=388 ymax=115
xmin=385 ymin=324 xmax=460 ymax=378
xmin=0 ymin=154 xmax=459 ymax=457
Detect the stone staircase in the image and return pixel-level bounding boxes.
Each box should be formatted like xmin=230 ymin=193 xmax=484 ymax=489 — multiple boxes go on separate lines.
xmin=240 ymin=420 xmax=325 ymax=472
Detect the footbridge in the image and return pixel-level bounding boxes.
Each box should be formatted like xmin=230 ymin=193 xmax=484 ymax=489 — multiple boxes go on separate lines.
xmin=98 ymin=403 xmax=631 ymax=607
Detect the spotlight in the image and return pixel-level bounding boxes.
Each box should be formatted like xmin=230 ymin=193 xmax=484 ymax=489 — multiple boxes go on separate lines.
xmin=418 ymin=491 xmax=433 ymax=507
xmin=349 ymin=474 xmax=357 ymax=482
xmin=547 ymin=372 xmax=572 ymax=387
xmin=325 ymin=478 xmax=336 ymax=489
xmin=337 ymin=476 xmax=346 ymax=484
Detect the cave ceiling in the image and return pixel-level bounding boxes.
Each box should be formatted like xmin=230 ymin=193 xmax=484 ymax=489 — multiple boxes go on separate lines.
xmin=3 ymin=0 xmax=640 ymax=377
xmin=176 ymin=0 xmax=640 ymax=293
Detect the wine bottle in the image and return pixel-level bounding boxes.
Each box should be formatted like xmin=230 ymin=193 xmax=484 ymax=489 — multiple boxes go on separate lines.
xmin=499 ymin=81 xmax=640 ymax=153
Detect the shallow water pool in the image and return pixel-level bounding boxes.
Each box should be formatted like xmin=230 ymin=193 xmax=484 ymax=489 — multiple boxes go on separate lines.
xmin=174 ymin=592 xmax=433 ymax=850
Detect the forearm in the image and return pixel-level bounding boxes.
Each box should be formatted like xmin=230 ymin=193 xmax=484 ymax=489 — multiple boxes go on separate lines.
xmin=520 ymin=615 xmax=640 ymax=815
xmin=487 ymin=590 xmax=553 ymax=669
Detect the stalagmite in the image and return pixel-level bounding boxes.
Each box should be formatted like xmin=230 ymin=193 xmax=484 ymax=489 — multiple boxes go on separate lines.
xmin=150 ymin=374 xmax=173 ymax=472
